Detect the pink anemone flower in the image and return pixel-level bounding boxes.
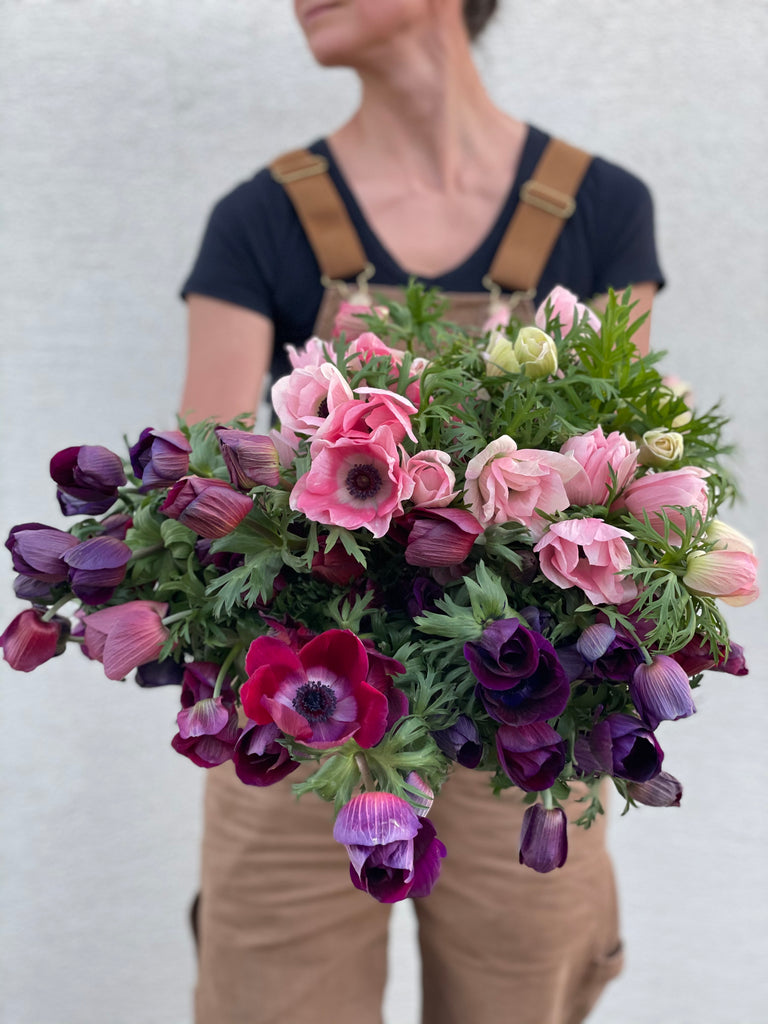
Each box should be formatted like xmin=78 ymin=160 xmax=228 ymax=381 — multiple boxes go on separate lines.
xmin=240 ymin=629 xmax=388 ymax=750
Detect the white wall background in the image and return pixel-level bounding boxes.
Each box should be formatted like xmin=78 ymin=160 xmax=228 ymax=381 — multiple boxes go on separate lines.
xmin=1 ymin=2 xmax=766 ymax=1023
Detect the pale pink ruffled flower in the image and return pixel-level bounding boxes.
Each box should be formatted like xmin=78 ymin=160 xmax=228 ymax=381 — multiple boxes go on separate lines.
xmin=290 ymin=424 xmax=415 ymax=538
xmin=403 ymin=449 xmax=457 ymax=508
xmin=614 ymin=466 xmax=709 ymax=542
xmin=464 ymin=435 xmax=582 ymax=532
xmin=285 ymin=336 xmax=335 ymax=369
xmin=315 ymin=388 xmax=418 ymax=445
xmin=560 ymin=426 xmax=639 ymax=506
xmin=534 ymin=518 xmax=638 ymax=606
xmin=272 ymin=362 xmax=354 ymax=437
xmin=332 ymin=301 xmax=389 ymax=342
xmin=535 ymin=285 xmax=601 ymax=337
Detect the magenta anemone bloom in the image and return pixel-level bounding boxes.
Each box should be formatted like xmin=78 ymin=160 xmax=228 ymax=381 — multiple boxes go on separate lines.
xmin=129 ymin=428 xmax=191 ymax=489
xmin=1 ymin=608 xmax=68 ymax=672
xmin=496 ymin=722 xmax=566 ymax=791
xmin=82 ymin=599 xmax=169 ymax=680
xmin=232 ymin=722 xmax=301 ymax=786
xmin=333 ymin=791 xmax=447 ymax=902
xmin=518 ymin=803 xmax=568 ymax=872
xmin=50 ymin=445 xmax=127 ymax=515
xmin=240 ymin=629 xmax=388 ymax=749
xmin=170 ymin=662 xmax=240 ymax=768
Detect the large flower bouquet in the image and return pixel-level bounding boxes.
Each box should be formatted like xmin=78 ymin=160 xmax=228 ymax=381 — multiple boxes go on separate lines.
xmin=2 ymin=284 xmax=758 ymax=902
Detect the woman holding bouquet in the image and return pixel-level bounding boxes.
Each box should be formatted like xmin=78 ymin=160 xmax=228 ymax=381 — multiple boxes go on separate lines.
xmin=180 ymin=1 xmax=664 ymax=1022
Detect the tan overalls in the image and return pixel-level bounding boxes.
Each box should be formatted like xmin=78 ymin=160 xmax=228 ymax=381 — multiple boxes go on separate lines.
xmin=195 ymin=139 xmax=624 ymax=1024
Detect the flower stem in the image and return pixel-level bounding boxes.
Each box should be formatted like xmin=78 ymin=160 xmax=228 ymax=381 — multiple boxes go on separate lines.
xmin=162 ymin=609 xmax=194 ymax=626
xmin=541 ymin=788 xmax=556 ymax=811
xmin=42 ymin=593 xmax=73 ymax=622
xmin=355 ymin=753 xmax=375 ymax=792
xmin=214 ymin=643 xmax=242 ymax=698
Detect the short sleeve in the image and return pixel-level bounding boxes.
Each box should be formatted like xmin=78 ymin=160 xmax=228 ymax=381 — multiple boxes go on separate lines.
xmin=588 ymin=159 xmax=666 ymax=296
xmin=181 ymin=171 xmax=280 ymax=320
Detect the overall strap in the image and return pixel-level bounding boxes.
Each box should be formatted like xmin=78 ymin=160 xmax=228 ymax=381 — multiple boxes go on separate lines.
xmin=489 ymin=138 xmax=592 ymax=293
xmin=270 ymin=149 xmax=368 ymax=282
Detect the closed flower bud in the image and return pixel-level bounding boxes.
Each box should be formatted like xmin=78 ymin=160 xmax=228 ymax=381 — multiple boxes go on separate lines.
xmin=683 ymin=549 xmax=759 ymax=606
xmin=627 ymin=771 xmax=683 ymax=807
xmin=62 ymin=535 xmax=132 ymax=604
xmin=638 ymin=429 xmax=685 ymax=467
xmin=630 ymin=655 xmax=696 ymax=730
xmin=161 ymin=476 xmax=253 ymax=539
xmin=518 ymin=803 xmax=568 ymax=872
xmin=50 ymin=445 xmax=126 ymax=516
xmin=129 ymin=428 xmax=191 ymax=489
xmin=576 ymin=623 xmax=617 ymax=662
xmin=6 ymin=522 xmax=78 ymax=582
xmin=483 ymin=330 xmax=521 ymax=376
xmin=704 ymin=520 xmax=755 ymax=554
xmin=1 ymin=608 xmax=69 ymax=672
xmin=513 ymin=327 xmax=558 ymax=379
xmin=215 ymin=428 xmax=281 ymax=489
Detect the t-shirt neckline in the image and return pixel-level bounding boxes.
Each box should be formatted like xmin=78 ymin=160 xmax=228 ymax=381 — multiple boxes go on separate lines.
xmin=311 ymin=125 xmax=547 ymax=287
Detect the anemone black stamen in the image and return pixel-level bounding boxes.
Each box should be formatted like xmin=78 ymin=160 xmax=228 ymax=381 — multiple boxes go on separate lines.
xmin=345 ymin=463 xmax=382 ymax=501
xmin=293 ymin=680 xmax=338 ymax=722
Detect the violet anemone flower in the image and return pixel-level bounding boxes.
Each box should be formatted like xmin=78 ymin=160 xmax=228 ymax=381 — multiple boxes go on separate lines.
xmin=50 ymin=444 xmax=126 ymax=515
xmin=496 ymin=722 xmax=566 ymax=791
xmin=629 ymin=655 xmax=696 ymax=730
xmin=627 ymin=771 xmax=683 ymax=807
xmin=129 ymin=428 xmax=191 ymax=489
xmin=433 ymin=715 xmax=483 ymax=769
xmin=62 ymin=536 xmax=132 ymax=604
xmin=1 ymin=608 xmax=68 ymax=672
xmin=135 ymin=658 xmax=185 ymax=688
xmin=240 ymin=629 xmax=388 ymax=750
xmin=161 ymin=476 xmax=253 ymax=539
xmin=232 ymin=722 xmax=300 ymax=786
xmin=6 ymin=522 xmax=78 ymax=583
xmin=518 ymin=803 xmax=568 ymax=872
xmin=465 ymin=618 xmax=570 ymax=726
xmin=575 ymin=714 xmax=664 ymax=783
xmin=576 ymin=623 xmax=644 ymax=682
xmin=171 ymin=662 xmax=240 ymax=768
xmin=333 ymin=791 xmax=447 ymax=902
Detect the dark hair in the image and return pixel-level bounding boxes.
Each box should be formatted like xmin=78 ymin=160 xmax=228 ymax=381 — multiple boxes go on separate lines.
xmin=463 ymin=0 xmax=499 ymax=40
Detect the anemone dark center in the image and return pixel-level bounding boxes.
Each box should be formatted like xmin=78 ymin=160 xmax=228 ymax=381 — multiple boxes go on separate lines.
xmin=345 ymin=463 xmax=382 ymax=500
xmin=293 ymin=680 xmax=337 ymax=722
xmin=316 ymin=397 xmax=329 ymax=418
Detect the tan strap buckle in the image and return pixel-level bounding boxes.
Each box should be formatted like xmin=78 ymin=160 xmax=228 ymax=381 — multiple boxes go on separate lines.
xmin=520 ymin=179 xmax=576 ymax=219
xmin=271 ymin=154 xmax=329 ymax=185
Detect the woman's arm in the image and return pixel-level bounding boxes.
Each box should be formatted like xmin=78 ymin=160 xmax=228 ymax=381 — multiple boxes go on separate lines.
xmin=592 ymin=280 xmax=657 ymax=357
xmin=179 ymin=295 xmax=275 ymax=424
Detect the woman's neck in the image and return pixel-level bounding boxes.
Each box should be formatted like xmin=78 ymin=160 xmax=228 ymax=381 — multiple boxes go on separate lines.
xmin=330 ymin=24 xmax=523 ymax=193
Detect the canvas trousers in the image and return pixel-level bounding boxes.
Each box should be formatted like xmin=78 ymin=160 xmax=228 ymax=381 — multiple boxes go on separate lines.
xmin=194 ymin=761 xmax=624 ymax=1024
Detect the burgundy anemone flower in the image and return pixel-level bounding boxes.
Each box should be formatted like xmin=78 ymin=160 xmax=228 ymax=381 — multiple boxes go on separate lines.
xmin=363 ymin=642 xmax=409 ymax=730
xmin=161 ymin=476 xmax=253 ymax=539
xmin=50 ymin=445 xmax=126 ymax=515
xmin=215 ymin=428 xmax=280 ymax=489
xmin=129 ymin=428 xmax=191 ymax=489
xmin=333 ymin=791 xmax=447 ymax=902
xmin=496 ymin=722 xmax=566 ymax=791
xmin=671 ymin=635 xmax=748 ymax=676
xmin=465 ymin=618 xmax=570 ymax=726
xmin=401 ymin=507 xmax=484 ymax=567
xmin=311 ymin=535 xmax=365 ymax=586
xmin=518 ymin=803 xmax=568 ymax=872
xmin=171 ymin=662 xmax=240 ymax=768
xmin=232 ymin=721 xmax=301 ymax=786
xmin=240 ymin=629 xmax=388 ymax=750
xmin=1 ymin=608 xmax=69 ymax=672
xmin=576 ymin=623 xmax=644 ymax=682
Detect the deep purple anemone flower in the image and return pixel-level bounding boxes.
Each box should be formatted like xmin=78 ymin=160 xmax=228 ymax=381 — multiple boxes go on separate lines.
xmin=627 ymin=771 xmax=683 ymax=807
xmin=518 ymin=803 xmax=568 ymax=872
xmin=129 ymin=428 xmax=191 ymax=489
xmin=577 ymin=623 xmax=644 ymax=682
xmin=629 ymin=655 xmax=696 ymax=730
xmin=240 ymin=629 xmax=388 ymax=750
xmin=1 ymin=608 xmax=69 ymax=672
xmin=433 ymin=715 xmax=483 ymax=769
xmin=333 ymin=791 xmax=447 ymax=902
xmin=171 ymin=662 xmax=240 ymax=768
xmin=215 ymin=427 xmax=280 ymax=489
xmin=161 ymin=476 xmax=253 ymax=539
xmin=50 ymin=445 xmax=126 ymax=515
xmin=232 ymin=721 xmax=300 ymax=786
xmin=6 ymin=523 xmax=78 ymax=582
xmin=465 ymin=618 xmax=570 ymax=726
xmin=62 ymin=536 xmax=132 ymax=604
xmin=496 ymin=722 xmax=566 ymax=791
xmin=575 ymin=714 xmax=664 ymax=783
xmin=135 ymin=658 xmax=185 ymax=688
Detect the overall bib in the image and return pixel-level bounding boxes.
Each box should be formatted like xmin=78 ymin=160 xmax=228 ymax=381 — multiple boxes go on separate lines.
xmin=194 ymin=140 xmax=624 ymax=1024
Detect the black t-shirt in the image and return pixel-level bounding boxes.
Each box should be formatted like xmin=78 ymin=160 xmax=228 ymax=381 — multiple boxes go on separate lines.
xmin=182 ymin=125 xmax=665 ymax=384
